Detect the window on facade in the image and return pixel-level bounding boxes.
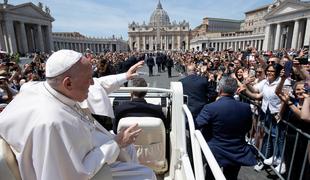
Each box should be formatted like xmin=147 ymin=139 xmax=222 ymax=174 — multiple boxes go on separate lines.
xmin=132 ymin=27 xmax=135 ymax=31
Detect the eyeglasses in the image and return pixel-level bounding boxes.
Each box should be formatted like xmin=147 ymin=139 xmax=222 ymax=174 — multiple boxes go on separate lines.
xmin=256 ymin=71 xmax=263 ymax=73
xmin=268 ymin=61 xmax=275 ymax=65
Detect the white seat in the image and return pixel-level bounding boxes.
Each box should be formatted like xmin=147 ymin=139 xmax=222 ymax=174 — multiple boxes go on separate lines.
xmin=0 ymin=137 xmax=22 ymax=180
xmin=117 ymin=117 xmax=168 ymax=174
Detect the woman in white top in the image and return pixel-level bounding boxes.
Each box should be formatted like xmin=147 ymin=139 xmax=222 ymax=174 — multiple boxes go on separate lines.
xmin=242 ymin=63 xmax=287 ymax=173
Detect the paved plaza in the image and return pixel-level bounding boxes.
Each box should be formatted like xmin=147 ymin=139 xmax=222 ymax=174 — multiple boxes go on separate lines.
xmin=137 ymin=63 xmax=183 ymax=89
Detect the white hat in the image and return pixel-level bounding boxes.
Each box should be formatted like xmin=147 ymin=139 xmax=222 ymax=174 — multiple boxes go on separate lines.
xmin=46 ymin=49 xmax=83 ymax=77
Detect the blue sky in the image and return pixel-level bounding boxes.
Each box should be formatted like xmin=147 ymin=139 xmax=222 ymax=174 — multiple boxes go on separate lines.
xmin=9 ymin=0 xmax=274 ymax=39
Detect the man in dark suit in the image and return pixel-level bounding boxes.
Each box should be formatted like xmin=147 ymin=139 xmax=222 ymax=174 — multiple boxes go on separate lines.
xmin=113 ymin=77 xmax=167 ymax=133
xmin=156 ymin=53 xmax=162 ymax=73
xmin=166 ymin=55 xmax=174 ymax=78
xmin=146 ymin=54 xmax=155 ymax=76
xmin=196 ymin=77 xmax=257 ymax=180
xmin=180 ymin=63 xmax=216 ymax=122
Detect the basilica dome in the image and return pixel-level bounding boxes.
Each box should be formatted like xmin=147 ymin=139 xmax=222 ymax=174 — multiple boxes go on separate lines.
xmin=149 ymin=1 xmax=171 ymax=27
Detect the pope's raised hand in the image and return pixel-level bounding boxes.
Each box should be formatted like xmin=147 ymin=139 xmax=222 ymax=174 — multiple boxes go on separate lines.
xmin=126 ymin=61 xmax=145 ymax=80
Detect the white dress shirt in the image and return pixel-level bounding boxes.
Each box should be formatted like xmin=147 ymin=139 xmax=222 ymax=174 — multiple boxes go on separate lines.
xmin=254 ymin=78 xmax=290 ymax=114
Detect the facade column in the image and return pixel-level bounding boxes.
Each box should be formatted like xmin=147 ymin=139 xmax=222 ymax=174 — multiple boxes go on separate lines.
xmin=274 ymin=23 xmax=281 ymax=50
xmin=263 ymin=24 xmax=271 ymax=51
xmin=5 ymin=19 xmax=17 ymax=54
xmin=291 ymin=20 xmax=300 ymax=50
xmin=19 ymin=22 xmax=29 ymax=54
xmin=172 ymin=36 xmax=175 ymax=50
xmin=37 ymin=24 xmax=44 ymax=52
xmin=148 ymin=37 xmax=151 ymax=50
xmin=257 ymin=40 xmax=261 ymax=51
xmin=166 ymin=35 xmax=168 ymax=50
xmin=177 ymin=36 xmax=181 ymax=50
xmin=303 ymin=17 xmax=310 ymax=47
xmin=129 ymin=37 xmax=133 ymax=51
xmin=137 ymin=37 xmax=140 ymax=51
xmin=142 ymin=36 xmax=146 ymax=51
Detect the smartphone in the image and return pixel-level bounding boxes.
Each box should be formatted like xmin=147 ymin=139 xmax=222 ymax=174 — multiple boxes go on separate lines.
xmin=295 ymin=57 xmax=308 ymax=65
xmin=284 ymin=61 xmax=293 ymax=77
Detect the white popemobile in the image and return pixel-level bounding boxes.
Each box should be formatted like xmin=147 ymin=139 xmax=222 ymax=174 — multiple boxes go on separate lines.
xmin=0 ymin=82 xmax=226 ymax=180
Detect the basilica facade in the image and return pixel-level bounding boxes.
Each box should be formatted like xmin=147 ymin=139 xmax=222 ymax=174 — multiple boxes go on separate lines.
xmin=128 ymin=1 xmax=190 ymax=51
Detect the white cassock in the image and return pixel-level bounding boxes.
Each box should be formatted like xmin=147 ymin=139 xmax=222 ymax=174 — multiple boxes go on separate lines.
xmin=0 ymin=81 xmax=156 ymax=180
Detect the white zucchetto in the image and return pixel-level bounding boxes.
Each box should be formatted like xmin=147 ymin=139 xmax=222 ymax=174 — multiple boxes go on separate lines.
xmin=45 ymin=49 xmax=83 ymax=78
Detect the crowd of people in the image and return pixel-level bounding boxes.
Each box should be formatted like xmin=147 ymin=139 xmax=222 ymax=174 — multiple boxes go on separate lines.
xmin=0 ymin=45 xmax=309 ymax=179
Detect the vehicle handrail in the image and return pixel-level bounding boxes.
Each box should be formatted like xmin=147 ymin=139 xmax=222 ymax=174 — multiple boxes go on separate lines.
xmin=181 ymin=152 xmax=196 ymax=180
xmin=118 ymin=87 xmax=173 ymax=93
xmin=182 ymin=105 xmax=204 ymax=180
xmin=183 ymin=105 xmax=226 ymax=180
xmin=195 ymin=131 xmax=226 ymax=180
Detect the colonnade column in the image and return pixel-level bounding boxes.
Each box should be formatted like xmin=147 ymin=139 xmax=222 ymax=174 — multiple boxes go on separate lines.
xmin=274 ymin=23 xmax=281 ymax=50
xmin=0 ymin=22 xmax=4 ymax=51
xmin=303 ymin=17 xmax=310 ymax=46
xmin=257 ymin=40 xmax=261 ymax=51
xmin=291 ymin=20 xmax=300 ymax=49
xmin=5 ymin=19 xmax=17 ymax=54
xmin=46 ymin=25 xmax=53 ymax=53
xmin=37 ymin=25 xmax=44 ymax=52
xmin=18 ymin=22 xmax=28 ymax=54
xmin=263 ymin=24 xmax=271 ymax=51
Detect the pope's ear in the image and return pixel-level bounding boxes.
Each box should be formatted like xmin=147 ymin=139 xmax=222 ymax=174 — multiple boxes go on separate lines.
xmin=63 ymin=77 xmax=73 ymax=90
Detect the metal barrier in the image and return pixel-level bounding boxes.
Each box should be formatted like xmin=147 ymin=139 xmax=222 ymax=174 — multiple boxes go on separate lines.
xmin=239 ymin=94 xmax=310 ymax=180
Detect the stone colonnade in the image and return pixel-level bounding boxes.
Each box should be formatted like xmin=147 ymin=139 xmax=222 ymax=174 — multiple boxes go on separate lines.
xmin=209 ymin=38 xmax=264 ymax=51
xmin=264 ymin=17 xmax=310 ymax=50
xmin=191 ymin=35 xmax=265 ymax=52
xmin=0 ymin=19 xmax=53 ymax=54
xmin=53 ymin=37 xmax=127 ymax=53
